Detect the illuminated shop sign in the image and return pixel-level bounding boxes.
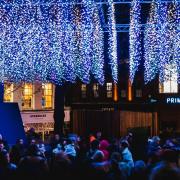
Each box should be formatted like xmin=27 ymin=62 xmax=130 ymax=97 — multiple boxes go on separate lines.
xmin=166 ymin=97 xmax=180 ymax=104
xmin=21 ymin=110 xmax=70 ymax=124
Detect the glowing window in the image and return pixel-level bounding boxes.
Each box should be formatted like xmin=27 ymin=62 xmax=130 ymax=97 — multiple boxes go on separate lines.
xmin=4 ymin=83 xmax=13 ymax=102
xmin=93 ymin=83 xmax=99 ymax=98
xmin=42 ymin=83 xmax=53 ymax=109
xmin=159 ymin=64 xmax=178 ymax=93
xmin=22 ymin=83 xmax=33 ymax=110
xmin=106 ymin=83 xmax=113 ymax=98
xmin=81 ymin=84 xmax=87 ymax=98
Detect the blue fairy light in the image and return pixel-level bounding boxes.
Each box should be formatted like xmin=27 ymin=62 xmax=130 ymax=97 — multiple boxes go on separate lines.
xmin=129 ymin=0 xmax=141 ymax=83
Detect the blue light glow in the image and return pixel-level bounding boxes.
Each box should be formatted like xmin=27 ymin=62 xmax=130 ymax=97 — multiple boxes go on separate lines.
xmin=144 ymin=0 xmax=179 ymax=84
xmin=0 ymin=0 xmax=105 ymax=85
xmin=107 ymin=0 xmax=118 ymax=83
xmin=144 ymin=0 xmax=160 ymax=83
xmin=129 ymin=0 xmax=141 ymax=83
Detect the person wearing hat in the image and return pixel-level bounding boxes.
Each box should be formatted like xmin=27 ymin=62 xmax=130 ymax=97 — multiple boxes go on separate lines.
xmin=120 ymin=140 xmax=134 ymax=173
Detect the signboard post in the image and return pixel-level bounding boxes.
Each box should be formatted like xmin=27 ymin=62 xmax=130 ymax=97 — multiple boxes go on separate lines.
xmin=0 ymin=103 xmax=26 ymax=145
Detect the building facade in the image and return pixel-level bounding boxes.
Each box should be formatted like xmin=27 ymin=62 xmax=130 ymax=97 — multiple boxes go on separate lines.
xmin=3 ymin=63 xmax=180 ymax=138
xmin=65 ymin=63 xmax=180 ymax=138
xmin=3 ymin=82 xmax=70 ymax=137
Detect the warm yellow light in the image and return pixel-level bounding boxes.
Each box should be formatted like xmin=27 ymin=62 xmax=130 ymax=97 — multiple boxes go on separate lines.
xmin=4 ymin=83 xmax=13 ymax=102
xmin=113 ymin=83 xmax=118 ymax=102
xmin=128 ymin=80 xmax=132 ymax=101
xmin=42 ymin=83 xmax=53 ymax=109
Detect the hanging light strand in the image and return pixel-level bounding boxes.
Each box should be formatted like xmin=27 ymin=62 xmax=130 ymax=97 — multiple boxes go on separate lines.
xmin=0 ymin=0 xmax=106 ymax=85
xmin=107 ymin=0 xmax=118 ymax=83
xmin=144 ymin=0 xmax=160 ymax=83
xmin=91 ymin=3 xmax=105 ymax=85
xmin=172 ymin=0 xmax=180 ymax=83
xmin=129 ymin=0 xmax=142 ymax=83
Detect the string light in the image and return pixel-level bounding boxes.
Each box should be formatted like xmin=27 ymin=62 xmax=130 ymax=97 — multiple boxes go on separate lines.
xmin=61 ymin=1 xmax=76 ymax=82
xmin=0 ymin=0 xmax=106 ymax=85
xmin=72 ymin=4 xmax=82 ymax=82
xmin=158 ymin=1 xmax=179 ymax=83
xmin=144 ymin=0 xmax=179 ymax=84
xmin=48 ymin=3 xmax=64 ymax=84
xmin=1 ymin=0 xmax=178 ymax=85
xmin=172 ymin=0 xmax=180 ymax=83
xmin=0 ymin=7 xmax=5 ymax=83
xmin=129 ymin=0 xmax=141 ymax=83
xmin=107 ymin=0 xmax=118 ymax=83
xmin=91 ymin=3 xmax=105 ymax=85
xmin=160 ymin=1 xmax=179 ymax=83
xmin=77 ymin=0 xmax=93 ymax=83
xmin=144 ymin=0 xmax=160 ymax=83
xmin=157 ymin=1 xmax=169 ymax=83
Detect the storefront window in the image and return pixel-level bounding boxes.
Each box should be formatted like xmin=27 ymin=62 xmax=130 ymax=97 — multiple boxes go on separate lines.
xmin=106 ymin=83 xmax=112 ymax=98
xmin=42 ymin=83 xmax=53 ymax=109
xmin=4 ymin=83 xmax=13 ymax=102
xmin=22 ymin=83 xmax=33 ymax=110
xmin=159 ymin=64 xmax=178 ymax=93
xmin=93 ymin=83 xmax=99 ymax=98
xmin=136 ymin=89 xmax=142 ymax=97
xmin=81 ymin=84 xmax=87 ymax=98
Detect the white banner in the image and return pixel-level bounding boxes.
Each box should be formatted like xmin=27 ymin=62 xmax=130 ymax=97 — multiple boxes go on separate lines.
xmin=21 ymin=110 xmax=70 ymax=124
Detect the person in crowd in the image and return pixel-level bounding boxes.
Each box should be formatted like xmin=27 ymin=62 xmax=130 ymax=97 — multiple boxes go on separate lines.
xmin=129 ymin=160 xmax=148 ymax=180
xmin=108 ymin=152 xmax=127 ymax=180
xmin=99 ymin=139 xmax=110 ymax=161
xmin=163 ymin=139 xmax=176 ymax=149
xmin=149 ymin=162 xmax=180 ymax=180
xmin=110 ymin=151 xmax=132 ymax=179
xmin=90 ymin=149 xmax=110 ymax=179
xmin=50 ymin=151 xmax=72 ymax=180
xmin=86 ymin=158 xmax=109 ymax=180
xmin=125 ymin=132 xmax=133 ymax=146
xmin=0 ymin=140 xmax=5 ymax=152
xmin=125 ymin=132 xmax=134 ymax=153
xmin=64 ymin=139 xmax=77 ymax=161
xmin=50 ymin=134 xmax=62 ymax=150
xmin=89 ymin=134 xmax=96 ymax=143
xmin=159 ymin=128 xmax=174 ymax=144
xmin=0 ymin=134 xmax=9 ymax=151
xmin=107 ymin=138 xmax=120 ymax=157
xmin=77 ymin=136 xmax=90 ymax=160
xmin=68 ymin=135 xmax=80 ymax=156
xmin=30 ymin=138 xmax=36 ymax=145
xmin=0 ymin=150 xmax=17 ymax=179
xmin=17 ymin=144 xmax=49 ymax=179
xmin=26 ymin=128 xmax=40 ymax=145
xmin=91 ymin=150 xmax=105 ymax=164
xmin=120 ymin=140 xmax=134 ymax=168
xmin=160 ymin=149 xmax=179 ymax=168
xmin=37 ymin=139 xmax=46 ymax=157
xmin=52 ymin=144 xmax=63 ymax=154
xmin=96 ymin=131 xmax=102 ymax=141
xmin=86 ymin=139 xmax=103 ymax=161
xmin=10 ymin=138 xmax=26 ymax=165
xmin=1 ymin=130 xmax=180 ymax=180
xmin=148 ymin=136 xmax=161 ymax=155
xmin=146 ymin=150 xmax=162 ymax=175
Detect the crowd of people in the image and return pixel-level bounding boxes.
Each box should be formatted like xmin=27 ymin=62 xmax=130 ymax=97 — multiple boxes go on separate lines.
xmin=0 ymin=128 xmax=180 ymax=180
